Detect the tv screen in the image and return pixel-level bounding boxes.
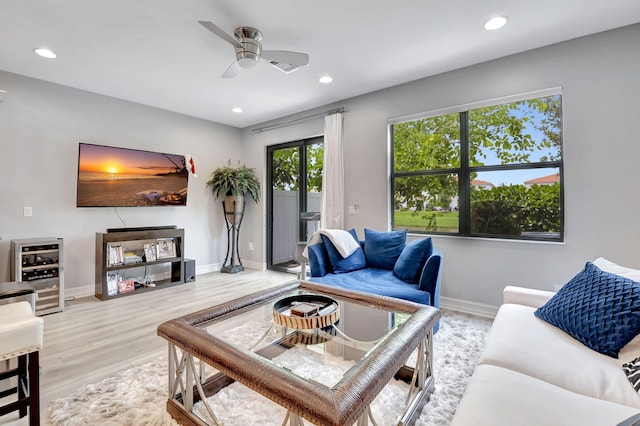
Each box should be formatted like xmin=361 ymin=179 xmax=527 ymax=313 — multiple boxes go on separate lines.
xmin=76 ymin=143 xmax=189 ymax=207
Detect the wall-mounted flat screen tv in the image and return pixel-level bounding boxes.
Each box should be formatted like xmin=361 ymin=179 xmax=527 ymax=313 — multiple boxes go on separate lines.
xmin=76 ymin=143 xmax=189 ymax=207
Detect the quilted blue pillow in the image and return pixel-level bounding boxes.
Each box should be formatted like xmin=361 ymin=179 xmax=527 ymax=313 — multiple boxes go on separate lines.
xmin=393 ymin=238 xmax=433 ymax=283
xmin=535 ymin=262 xmax=640 ymax=358
xmin=364 ymin=228 xmax=407 ymax=270
xmin=320 ymin=229 xmax=366 ymax=274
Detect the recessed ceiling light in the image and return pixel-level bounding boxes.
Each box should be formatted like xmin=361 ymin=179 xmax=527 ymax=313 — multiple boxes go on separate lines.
xmin=319 ymin=75 xmax=333 ymax=84
xmin=34 ymin=48 xmax=57 ymax=59
xmin=484 ymin=16 xmax=508 ymax=31
xmin=231 ymin=107 xmax=243 ymax=113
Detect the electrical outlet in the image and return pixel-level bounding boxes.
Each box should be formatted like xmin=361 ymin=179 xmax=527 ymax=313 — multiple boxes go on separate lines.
xmin=23 ymin=206 xmax=33 ymax=217
xmin=249 ymin=241 xmax=255 ymax=251
xmin=348 ymin=203 xmax=359 ymax=215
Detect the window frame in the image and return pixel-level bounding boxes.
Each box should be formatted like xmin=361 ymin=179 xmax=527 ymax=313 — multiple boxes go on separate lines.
xmin=389 ymin=88 xmax=564 ymax=242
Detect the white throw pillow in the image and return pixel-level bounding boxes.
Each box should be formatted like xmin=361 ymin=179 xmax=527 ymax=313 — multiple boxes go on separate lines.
xmin=621 ymin=336 xmax=640 ymax=364
xmin=592 ymin=257 xmax=640 ymax=282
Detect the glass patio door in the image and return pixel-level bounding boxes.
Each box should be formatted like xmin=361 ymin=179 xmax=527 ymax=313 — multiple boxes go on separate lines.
xmin=267 ymin=137 xmax=323 ymax=273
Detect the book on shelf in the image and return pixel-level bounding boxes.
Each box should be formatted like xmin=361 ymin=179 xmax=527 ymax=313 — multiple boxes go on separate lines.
xmin=107 ymin=244 xmax=124 ymax=266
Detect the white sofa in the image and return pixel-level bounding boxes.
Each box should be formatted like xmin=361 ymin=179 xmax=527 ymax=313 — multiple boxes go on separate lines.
xmin=451 ymin=263 xmax=640 ymax=425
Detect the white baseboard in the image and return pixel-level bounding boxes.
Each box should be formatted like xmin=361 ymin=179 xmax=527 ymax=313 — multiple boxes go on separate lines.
xmin=64 ymin=285 xmax=95 ymax=300
xmin=196 ymin=262 xmax=220 ymax=275
xmin=440 ymin=296 xmax=498 ymax=319
xmin=197 ymin=260 xmax=264 ymax=273
xmin=242 ymin=259 xmax=265 ymax=271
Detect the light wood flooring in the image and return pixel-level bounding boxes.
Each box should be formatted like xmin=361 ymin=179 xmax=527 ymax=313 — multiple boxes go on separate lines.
xmin=35 ymin=269 xmax=294 ymax=424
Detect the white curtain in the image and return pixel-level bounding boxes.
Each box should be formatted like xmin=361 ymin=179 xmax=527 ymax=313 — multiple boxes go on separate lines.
xmin=321 ymin=112 xmax=344 ymax=229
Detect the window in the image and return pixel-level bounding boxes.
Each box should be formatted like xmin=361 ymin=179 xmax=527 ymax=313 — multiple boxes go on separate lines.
xmin=391 ymin=92 xmax=563 ymax=241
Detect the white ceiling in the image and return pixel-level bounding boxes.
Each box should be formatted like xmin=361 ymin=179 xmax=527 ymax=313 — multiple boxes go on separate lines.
xmin=1 ymin=1 xmax=639 ymax=128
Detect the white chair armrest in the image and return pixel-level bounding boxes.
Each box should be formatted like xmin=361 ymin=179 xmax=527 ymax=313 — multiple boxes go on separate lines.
xmin=503 ymin=286 xmax=556 ymax=308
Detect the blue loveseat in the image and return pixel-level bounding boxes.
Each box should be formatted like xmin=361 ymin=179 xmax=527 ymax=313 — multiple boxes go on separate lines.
xmin=306 ymin=229 xmax=442 ymax=311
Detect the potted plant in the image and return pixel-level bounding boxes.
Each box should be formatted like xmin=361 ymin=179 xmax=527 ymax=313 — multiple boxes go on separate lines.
xmin=206 ymin=161 xmax=261 ymax=273
xmin=206 ymin=161 xmax=261 ymax=221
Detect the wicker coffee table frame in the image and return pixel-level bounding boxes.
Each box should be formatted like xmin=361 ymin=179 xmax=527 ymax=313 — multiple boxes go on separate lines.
xmin=157 ymin=280 xmax=440 ymax=426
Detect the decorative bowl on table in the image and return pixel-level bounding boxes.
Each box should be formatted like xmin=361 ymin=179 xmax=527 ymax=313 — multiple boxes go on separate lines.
xmin=272 ymin=294 xmax=339 ymax=330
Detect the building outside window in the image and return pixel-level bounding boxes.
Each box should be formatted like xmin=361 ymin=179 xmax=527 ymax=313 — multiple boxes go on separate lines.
xmin=390 ymin=90 xmax=563 ymax=241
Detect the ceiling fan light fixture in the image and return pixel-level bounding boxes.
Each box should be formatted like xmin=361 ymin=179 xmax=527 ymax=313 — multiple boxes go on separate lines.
xmin=34 ymin=48 xmax=57 ymax=59
xmin=319 ymin=75 xmax=333 ymax=84
xmin=484 ymin=16 xmax=508 ymax=31
xmin=238 ymin=56 xmax=259 ymax=69
xmin=199 ymin=21 xmax=309 ymax=78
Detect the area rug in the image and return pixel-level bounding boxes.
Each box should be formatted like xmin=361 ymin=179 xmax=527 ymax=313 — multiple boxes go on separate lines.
xmin=48 ymin=311 xmax=492 ymax=426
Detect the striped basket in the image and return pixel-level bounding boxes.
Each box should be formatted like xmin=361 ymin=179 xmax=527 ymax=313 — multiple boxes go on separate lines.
xmin=273 ymin=295 xmax=340 ymax=330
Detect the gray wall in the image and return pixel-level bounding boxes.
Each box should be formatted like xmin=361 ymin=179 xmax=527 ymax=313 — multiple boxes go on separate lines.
xmin=0 ymin=71 xmax=243 ymax=297
xmin=2 ymin=24 xmax=638 ymax=308
xmin=243 ymin=24 xmax=640 ymax=310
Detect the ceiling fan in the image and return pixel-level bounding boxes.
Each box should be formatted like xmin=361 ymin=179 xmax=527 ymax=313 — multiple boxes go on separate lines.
xmin=198 ymin=21 xmax=310 ymax=78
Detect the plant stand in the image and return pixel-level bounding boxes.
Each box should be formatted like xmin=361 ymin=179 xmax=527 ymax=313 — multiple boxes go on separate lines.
xmin=221 ymin=198 xmax=245 ymax=273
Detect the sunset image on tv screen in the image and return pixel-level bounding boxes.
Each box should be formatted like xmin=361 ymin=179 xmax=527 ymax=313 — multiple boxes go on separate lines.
xmin=76 ymin=143 xmax=189 ymax=207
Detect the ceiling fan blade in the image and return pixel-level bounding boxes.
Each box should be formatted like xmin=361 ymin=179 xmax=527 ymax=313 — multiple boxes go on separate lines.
xmin=261 ymin=50 xmax=309 ymax=67
xmin=198 ymin=20 xmax=243 ymax=49
xmin=222 ymin=61 xmax=242 ymax=78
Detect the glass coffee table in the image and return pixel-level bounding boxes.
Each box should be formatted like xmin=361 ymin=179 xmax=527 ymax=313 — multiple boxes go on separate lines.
xmin=157 ymin=280 xmax=440 ymax=425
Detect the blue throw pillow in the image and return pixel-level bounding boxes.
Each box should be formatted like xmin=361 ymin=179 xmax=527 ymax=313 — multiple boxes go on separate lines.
xmin=393 ymin=238 xmax=433 ymax=283
xmin=307 ymin=243 xmax=330 ymax=277
xmin=535 ymin=262 xmax=640 ymax=358
xmin=364 ymin=228 xmax=407 ymax=270
xmin=321 ymin=229 xmax=366 ymax=274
